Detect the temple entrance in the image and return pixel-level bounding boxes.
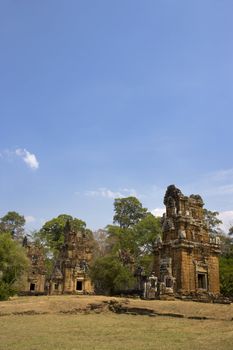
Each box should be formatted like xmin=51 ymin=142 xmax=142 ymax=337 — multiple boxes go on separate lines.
xmin=30 ymin=283 xmax=36 ymax=291
xmin=197 ymin=273 xmax=207 ymax=289
xmin=76 ymin=281 xmax=83 ymax=291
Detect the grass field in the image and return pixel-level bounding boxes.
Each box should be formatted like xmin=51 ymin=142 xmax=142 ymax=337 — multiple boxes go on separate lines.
xmin=0 ymin=296 xmax=233 ymax=350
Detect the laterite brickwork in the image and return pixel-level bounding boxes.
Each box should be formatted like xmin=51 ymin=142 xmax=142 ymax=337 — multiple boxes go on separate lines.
xmin=50 ymin=222 xmax=94 ymax=295
xmin=21 ymin=239 xmax=46 ymax=294
xmin=154 ymin=185 xmax=220 ymax=298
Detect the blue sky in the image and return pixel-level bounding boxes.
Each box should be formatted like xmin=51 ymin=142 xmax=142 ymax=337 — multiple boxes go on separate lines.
xmin=1 ymin=1 xmax=233 ymax=232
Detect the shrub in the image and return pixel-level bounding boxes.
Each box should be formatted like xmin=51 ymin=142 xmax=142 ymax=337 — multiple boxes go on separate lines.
xmin=90 ymin=256 xmax=136 ymax=295
xmin=0 ymin=233 xmax=29 ymax=300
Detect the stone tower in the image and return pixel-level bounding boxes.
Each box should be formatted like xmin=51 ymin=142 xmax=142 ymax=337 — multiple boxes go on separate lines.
xmin=154 ymin=185 xmax=221 ymax=299
xmin=21 ymin=238 xmax=46 ymax=294
xmin=50 ymin=222 xmax=94 ymax=294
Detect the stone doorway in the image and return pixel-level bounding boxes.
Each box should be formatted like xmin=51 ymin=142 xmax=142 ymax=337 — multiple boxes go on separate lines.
xmin=197 ymin=273 xmax=207 ymax=290
xmin=76 ymin=280 xmax=83 ymax=291
xmin=30 ymin=283 xmax=36 ymax=291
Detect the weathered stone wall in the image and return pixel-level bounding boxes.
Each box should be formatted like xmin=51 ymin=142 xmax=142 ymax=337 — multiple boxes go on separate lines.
xmin=21 ymin=243 xmax=46 ymax=294
xmin=155 ymin=185 xmax=221 ymax=298
xmin=50 ymin=226 xmax=94 ymax=295
xmin=207 ymin=255 xmax=220 ymax=294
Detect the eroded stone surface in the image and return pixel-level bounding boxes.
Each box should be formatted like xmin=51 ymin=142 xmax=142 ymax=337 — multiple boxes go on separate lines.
xmin=21 ymin=240 xmax=46 ymax=294
xmin=154 ymin=185 xmax=221 ymax=300
xmin=49 ymin=222 xmax=94 ymax=295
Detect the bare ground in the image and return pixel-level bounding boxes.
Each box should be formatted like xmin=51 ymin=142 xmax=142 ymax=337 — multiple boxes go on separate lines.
xmin=0 ymin=295 xmax=232 ymax=320
xmin=0 ymin=296 xmax=233 ymax=350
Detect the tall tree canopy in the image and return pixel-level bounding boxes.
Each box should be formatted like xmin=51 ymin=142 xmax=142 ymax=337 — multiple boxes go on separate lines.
xmin=37 ymin=214 xmax=91 ymax=256
xmin=134 ymin=213 xmax=162 ymax=255
xmin=113 ymin=196 xmax=148 ymax=228
xmin=0 ymin=211 xmax=25 ymax=241
xmin=90 ymin=196 xmax=162 ymax=294
xmin=107 ymin=213 xmax=162 ymax=264
xmin=203 ymin=209 xmax=223 ymax=236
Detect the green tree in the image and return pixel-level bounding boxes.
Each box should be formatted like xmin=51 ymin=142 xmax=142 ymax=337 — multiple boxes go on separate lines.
xmin=203 ymin=209 xmax=223 ymax=236
xmin=107 ymin=213 xmax=161 ymax=265
xmin=219 ymin=256 xmax=233 ymax=298
xmin=90 ymin=256 xmax=136 ymax=295
xmin=134 ymin=213 xmax=162 ymax=274
xmin=134 ymin=213 xmax=162 ymax=255
xmin=37 ymin=214 xmax=88 ymax=255
xmin=0 ymin=233 xmax=29 ymax=300
xmin=91 ymin=197 xmax=162 ymax=294
xmin=107 ymin=225 xmax=138 ymax=266
xmin=219 ymin=226 xmax=233 ymax=298
xmin=107 ymin=206 xmax=162 ymax=280
xmin=0 ymin=211 xmax=26 ymax=241
xmin=113 ymin=197 xmax=148 ymax=228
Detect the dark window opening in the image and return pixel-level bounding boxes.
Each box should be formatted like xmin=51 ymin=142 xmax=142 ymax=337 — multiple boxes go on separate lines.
xmin=198 ymin=273 xmax=207 ymax=289
xmin=76 ymin=281 xmax=83 ymax=291
xmin=165 ymin=278 xmax=173 ymax=288
xmin=30 ymin=283 xmax=36 ymax=291
xmin=54 ymin=283 xmax=59 ymax=290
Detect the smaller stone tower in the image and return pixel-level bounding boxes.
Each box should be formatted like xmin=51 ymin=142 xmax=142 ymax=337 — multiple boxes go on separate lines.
xmin=154 ymin=185 xmax=221 ymax=299
xmin=21 ymin=238 xmax=46 ymax=294
xmin=50 ymin=222 xmax=94 ymax=294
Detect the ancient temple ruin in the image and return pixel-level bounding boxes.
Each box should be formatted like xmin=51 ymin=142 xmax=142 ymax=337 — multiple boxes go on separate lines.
xmin=154 ymin=185 xmax=221 ymax=300
xmin=21 ymin=238 xmax=46 ymax=294
xmin=50 ymin=222 xmax=94 ymax=295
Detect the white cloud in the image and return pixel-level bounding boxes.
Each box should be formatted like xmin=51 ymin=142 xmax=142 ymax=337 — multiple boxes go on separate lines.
xmin=213 ymin=184 xmax=233 ymax=196
xmin=182 ymin=168 xmax=233 ymax=199
xmin=85 ymin=187 xmax=138 ymax=199
xmin=15 ymin=148 xmax=39 ymax=170
xmin=207 ymin=169 xmax=233 ymax=182
xmin=120 ymin=188 xmax=138 ymax=197
xmin=25 ymin=216 xmax=36 ymax=224
xmin=219 ymin=211 xmax=233 ymax=233
xmin=151 ymin=207 xmax=165 ymax=217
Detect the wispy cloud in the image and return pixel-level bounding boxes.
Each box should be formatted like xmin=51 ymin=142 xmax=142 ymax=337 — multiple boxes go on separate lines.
xmin=15 ymin=148 xmax=39 ymax=170
xmin=219 ymin=210 xmax=233 ymax=233
xmin=207 ymin=169 xmax=233 ymax=182
xmin=206 ymin=184 xmax=233 ymax=196
xmin=151 ymin=207 xmax=165 ymax=217
xmin=84 ymin=187 xmax=138 ymax=199
xmin=182 ymin=168 xmax=233 ymax=198
xmin=25 ymin=215 xmax=36 ymax=224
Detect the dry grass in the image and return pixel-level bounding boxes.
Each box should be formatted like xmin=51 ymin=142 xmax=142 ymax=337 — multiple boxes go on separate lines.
xmin=1 ymin=295 xmax=233 ymax=320
xmin=0 ymin=296 xmax=233 ymax=350
xmin=1 ymin=314 xmax=233 ymax=350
